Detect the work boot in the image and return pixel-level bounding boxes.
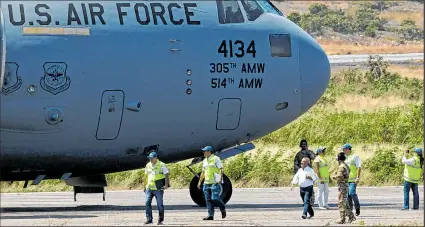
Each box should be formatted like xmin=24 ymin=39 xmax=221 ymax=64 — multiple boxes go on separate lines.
xmin=144 ymin=220 xmax=153 ymax=225
xmin=203 ymin=216 xmax=213 ymax=220
xmin=348 ymin=216 xmax=356 ymax=223
xmin=355 ymin=208 xmax=360 ymax=216
xmin=221 ymin=210 xmax=226 ymax=219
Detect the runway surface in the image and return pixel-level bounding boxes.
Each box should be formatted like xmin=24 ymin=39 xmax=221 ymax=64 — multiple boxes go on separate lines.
xmin=1 ymin=187 xmax=424 ymax=226
xmin=329 ymin=52 xmax=423 ymax=65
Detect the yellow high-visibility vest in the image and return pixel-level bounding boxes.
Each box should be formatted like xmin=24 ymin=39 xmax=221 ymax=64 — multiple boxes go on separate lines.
xmin=145 ymin=160 xmax=166 ymax=190
xmin=345 ymin=154 xmax=358 ymax=183
xmin=404 ymin=156 xmax=422 ymax=184
xmin=315 ymin=156 xmax=329 ymax=183
xmin=203 ymin=155 xmax=220 ymax=184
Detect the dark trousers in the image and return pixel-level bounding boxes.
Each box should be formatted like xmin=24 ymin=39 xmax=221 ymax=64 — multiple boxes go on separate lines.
xmin=404 ymin=180 xmax=419 ymax=209
xmin=348 ymin=182 xmax=360 ymax=210
xmin=145 ymin=189 xmax=164 ymax=222
xmin=300 ymin=185 xmax=314 ymax=216
xmin=203 ymin=183 xmax=226 ymax=217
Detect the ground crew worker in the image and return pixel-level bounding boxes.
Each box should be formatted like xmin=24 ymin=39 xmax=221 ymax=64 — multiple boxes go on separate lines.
xmin=291 ymin=157 xmax=318 ymax=219
xmin=314 ymin=147 xmax=330 ymax=210
xmin=401 ymin=147 xmax=423 ymax=210
xmin=333 ymin=152 xmax=356 ymax=224
xmin=197 ymin=146 xmax=226 ymax=220
xmin=143 ymin=151 xmax=170 ymax=225
xmin=342 ymin=143 xmax=361 ymax=216
xmin=294 ymin=140 xmax=316 ymax=175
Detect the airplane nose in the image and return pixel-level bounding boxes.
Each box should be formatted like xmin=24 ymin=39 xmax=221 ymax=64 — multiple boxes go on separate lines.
xmin=298 ymin=32 xmax=331 ymax=114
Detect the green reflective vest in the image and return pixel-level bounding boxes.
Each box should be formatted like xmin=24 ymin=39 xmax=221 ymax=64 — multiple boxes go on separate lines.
xmin=404 ymin=156 xmax=422 ymax=184
xmin=345 ymin=153 xmax=358 ymax=183
xmin=203 ymin=155 xmax=220 ymax=184
xmin=315 ymin=156 xmax=329 ymax=182
xmin=145 ymin=160 xmax=166 ymax=190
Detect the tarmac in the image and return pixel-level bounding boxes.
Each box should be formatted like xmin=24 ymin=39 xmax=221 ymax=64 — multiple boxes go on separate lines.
xmin=1 ymin=186 xmax=424 ymax=226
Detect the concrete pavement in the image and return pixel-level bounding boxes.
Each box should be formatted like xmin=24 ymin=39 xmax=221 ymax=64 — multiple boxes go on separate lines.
xmin=1 ymin=186 xmax=424 ymax=226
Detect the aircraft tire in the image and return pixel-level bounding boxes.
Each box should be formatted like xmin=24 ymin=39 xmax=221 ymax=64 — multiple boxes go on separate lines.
xmin=189 ymin=173 xmax=233 ymax=207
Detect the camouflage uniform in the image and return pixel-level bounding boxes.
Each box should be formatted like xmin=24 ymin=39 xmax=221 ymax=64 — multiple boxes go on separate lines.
xmin=333 ymin=162 xmax=356 ymax=224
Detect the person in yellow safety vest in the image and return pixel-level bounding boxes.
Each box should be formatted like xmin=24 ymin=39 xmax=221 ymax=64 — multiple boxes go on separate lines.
xmin=342 ymin=143 xmax=361 ymax=216
xmin=401 ymin=147 xmax=423 ymax=210
xmin=143 ymin=151 xmax=170 ymax=225
xmin=314 ymin=146 xmax=331 ymax=210
xmin=197 ymin=146 xmax=226 ymax=221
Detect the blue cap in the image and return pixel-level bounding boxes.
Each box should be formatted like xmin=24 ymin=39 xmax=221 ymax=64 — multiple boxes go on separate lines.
xmin=148 ymin=152 xmax=158 ymax=159
xmin=316 ymin=146 xmax=326 ymax=153
xmin=342 ymin=143 xmax=352 ymax=149
xmin=414 ymin=148 xmax=423 ymax=155
xmin=201 ymin=146 xmax=213 ymax=152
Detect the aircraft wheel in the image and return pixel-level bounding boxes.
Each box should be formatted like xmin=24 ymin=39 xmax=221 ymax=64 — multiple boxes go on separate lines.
xmin=189 ymin=173 xmax=233 ymax=207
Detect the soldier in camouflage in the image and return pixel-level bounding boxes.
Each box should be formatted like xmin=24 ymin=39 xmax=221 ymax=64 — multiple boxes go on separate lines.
xmin=332 ymin=152 xmax=356 ymax=224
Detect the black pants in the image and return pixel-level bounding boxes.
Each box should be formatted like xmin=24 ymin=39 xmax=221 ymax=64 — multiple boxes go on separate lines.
xmin=300 ymin=185 xmax=314 ymax=216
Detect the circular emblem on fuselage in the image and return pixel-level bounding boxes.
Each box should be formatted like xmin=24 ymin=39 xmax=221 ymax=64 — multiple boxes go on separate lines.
xmin=45 ymin=65 xmax=66 ymax=87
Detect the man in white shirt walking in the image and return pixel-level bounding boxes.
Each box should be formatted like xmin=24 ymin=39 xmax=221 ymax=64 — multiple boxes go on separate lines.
xmin=291 ymin=157 xmax=318 ymax=219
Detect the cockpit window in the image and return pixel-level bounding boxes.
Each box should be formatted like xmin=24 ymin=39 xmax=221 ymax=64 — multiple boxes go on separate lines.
xmin=269 ymin=34 xmax=291 ymax=57
xmin=241 ymin=0 xmax=264 ymax=21
xmin=217 ymin=0 xmax=245 ymax=24
xmin=257 ymin=1 xmax=284 ymax=16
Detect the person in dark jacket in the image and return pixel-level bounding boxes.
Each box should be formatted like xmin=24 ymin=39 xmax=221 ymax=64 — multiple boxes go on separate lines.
xmin=294 ymin=139 xmax=316 ymax=175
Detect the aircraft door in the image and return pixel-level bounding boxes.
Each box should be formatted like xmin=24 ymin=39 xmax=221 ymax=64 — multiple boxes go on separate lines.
xmin=96 ymin=90 xmax=125 ymax=140
xmin=216 ymin=98 xmax=242 ymax=130
xmin=0 ymin=8 xmax=6 ymax=89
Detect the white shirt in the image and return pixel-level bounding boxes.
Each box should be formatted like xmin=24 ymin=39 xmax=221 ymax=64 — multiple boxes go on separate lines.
xmin=145 ymin=161 xmax=169 ymax=175
xmin=291 ymin=166 xmax=318 ymax=187
xmin=202 ymin=155 xmax=223 ymax=171
xmin=348 ymin=153 xmax=361 ymax=168
xmin=402 ymin=155 xmax=416 ymax=166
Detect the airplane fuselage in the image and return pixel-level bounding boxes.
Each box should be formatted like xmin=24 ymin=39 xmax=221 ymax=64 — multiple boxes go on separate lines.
xmin=0 ymin=1 xmax=330 ymax=181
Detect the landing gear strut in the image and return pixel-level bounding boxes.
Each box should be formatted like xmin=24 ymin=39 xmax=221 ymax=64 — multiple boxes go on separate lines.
xmin=186 ymin=157 xmax=233 ymax=207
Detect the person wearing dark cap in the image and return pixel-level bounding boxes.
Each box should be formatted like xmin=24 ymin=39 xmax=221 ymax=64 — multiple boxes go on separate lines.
xmin=401 ymin=147 xmax=423 ymax=210
xmin=294 ymin=139 xmax=316 ymax=175
xmin=314 ymin=146 xmax=330 ymax=210
xmin=143 ymin=151 xmax=170 ymax=225
xmin=197 ymin=145 xmax=226 ymax=221
xmin=342 ymin=143 xmax=361 ymax=216
xmin=333 ymin=152 xmax=356 ymax=224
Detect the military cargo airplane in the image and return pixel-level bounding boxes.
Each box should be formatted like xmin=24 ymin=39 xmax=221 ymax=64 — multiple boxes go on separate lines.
xmin=0 ymin=0 xmax=330 ymax=207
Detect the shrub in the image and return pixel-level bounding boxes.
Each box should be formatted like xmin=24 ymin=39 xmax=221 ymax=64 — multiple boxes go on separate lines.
xmin=285 ymin=3 xmax=387 ymax=36
xmin=398 ymin=18 xmax=424 ymax=41
xmin=354 ymin=3 xmax=387 ymax=32
xmin=286 ymin=12 xmax=301 ymax=25
xmin=365 ymin=25 xmax=377 ymax=37
xmin=363 ymin=148 xmax=406 ymax=185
